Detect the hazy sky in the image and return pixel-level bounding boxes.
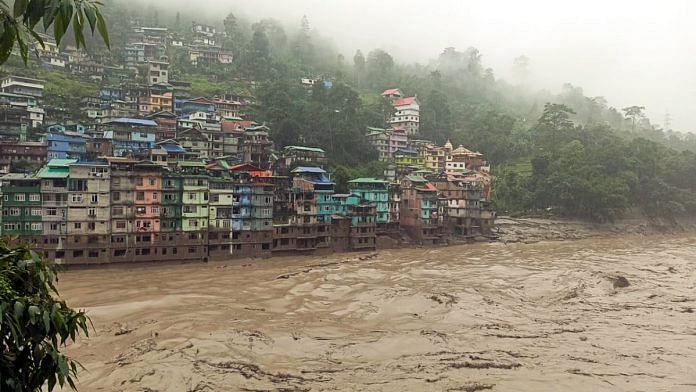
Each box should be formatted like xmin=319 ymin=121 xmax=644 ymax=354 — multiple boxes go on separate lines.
xmin=160 ymin=0 xmax=696 ymax=131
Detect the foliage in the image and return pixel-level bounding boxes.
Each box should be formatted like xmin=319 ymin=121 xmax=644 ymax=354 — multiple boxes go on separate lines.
xmin=0 ymin=0 xmax=109 ymax=65
xmin=0 ymin=241 xmax=90 ymax=391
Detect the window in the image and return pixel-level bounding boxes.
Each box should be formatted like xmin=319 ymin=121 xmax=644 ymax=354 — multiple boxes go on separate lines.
xmin=90 ymin=194 xmax=98 ymax=204
xmin=188 ymin=247 xmax=196 ymax=254
xmin=136 ymin=177 xmax=143 ymax=186
xmin=31 ymin=223 xmax=42 ymax=231
xmin=149 ymin=178 xmax=156 ymax=186
xmin=112 ymin=192 xmax=121 ymax=201
xmin=113 ymin=206 xmax=123 ymax=216
xmin=47 ymin=208 xmax=57 ymax=216
xmin=73 ymin=250 xmax=83 ymax=258
xmin=50 ymin=223 xmax=58 ymax=230
xmin=88 ymin=208 xmax=96 ymax=217
xmin=72 ymin=194 xmax=82 ymax=203
xmin=14 ymin=194 xmax=25 ymax=201
xmin=183 ymin=206 xmax=197 ymax=213
xmin=188 ymin=193 xmax=196 ymax=200
xmin=152 ymin=206 xmax=159 ymax=214
xmin=116 ymin=221 xmax=126 ymax=229
xmin=29 ymin=194 xmax=40 ymax=202
xmin=114 ymin=249 xmax=126 ymax=257
xmin=89 ymin=251 xmax=99 ymax=258
xmin=152 ymin=192 xmax=158 ymax=200
xmin=136 ymin=192 xmax=145 ymax=201
xmin=74 ymin=222 xmax=81 ymax=229
xmin=9 ymin=208 xmax=20 ymax=216
xmin=136 ymin=207 xmax=146 ymax=214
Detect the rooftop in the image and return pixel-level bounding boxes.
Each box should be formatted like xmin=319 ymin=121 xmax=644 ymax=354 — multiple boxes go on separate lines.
xmin=348 ymin=177 xmax=388 ymax=184
xmin=292 ymin=166 xmax=327 ymax=174
xmin=104 ymin=118 xmax=157 ymax=127
xmin=393 ymin=96 xmax=418 ymax=106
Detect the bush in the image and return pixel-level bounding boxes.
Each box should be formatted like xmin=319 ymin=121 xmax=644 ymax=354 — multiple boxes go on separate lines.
xmin=1 ymin=241 xmax=89 ymax=391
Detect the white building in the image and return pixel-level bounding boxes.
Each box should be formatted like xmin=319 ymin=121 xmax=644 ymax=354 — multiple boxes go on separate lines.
xmin=147 ymin=58 xmax=169 ymax=85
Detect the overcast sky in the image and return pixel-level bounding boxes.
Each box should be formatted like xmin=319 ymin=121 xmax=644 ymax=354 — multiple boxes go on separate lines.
xmin=160 ymin=0 xmax=696 ymax=132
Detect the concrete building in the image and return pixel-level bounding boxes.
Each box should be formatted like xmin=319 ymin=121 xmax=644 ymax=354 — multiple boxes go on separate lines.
xmin=1 ymin=76 xmax=45 ymax=98
xmin=400 ymin=175 xmax=442 ymax=245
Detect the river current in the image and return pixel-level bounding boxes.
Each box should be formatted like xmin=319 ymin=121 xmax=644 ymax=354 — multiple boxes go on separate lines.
xmin=60 ymin=235 xmax=696 ymax=391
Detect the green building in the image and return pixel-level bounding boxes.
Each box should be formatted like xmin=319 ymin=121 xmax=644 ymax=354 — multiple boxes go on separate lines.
xmin=161 ymin=171 xmax=183 ymax=232
xmin=348 ymin=178 xmax=389 ymax=224
xmin=179 ymin=161 xmax=209 ymax=232
xmin=0 ymin=173 xmax=43 ymax=236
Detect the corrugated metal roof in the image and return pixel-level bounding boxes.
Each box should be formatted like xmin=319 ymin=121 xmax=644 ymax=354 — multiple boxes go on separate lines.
xmin=104 ymin=118 xmax=157 ymax=126
xmin=292 ymin=166 xmax=326 ymax=174
xmin=348 ymin=177 xmax=388 ymax=184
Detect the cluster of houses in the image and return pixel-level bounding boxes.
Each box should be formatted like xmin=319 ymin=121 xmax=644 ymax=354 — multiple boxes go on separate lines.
xmin=0 ymin=83 xmax=495 ymax=265
xmin=0 ymin=154 xmax=494 ymax=265
xmin=0 ymin=26 xmax=496 ymax=265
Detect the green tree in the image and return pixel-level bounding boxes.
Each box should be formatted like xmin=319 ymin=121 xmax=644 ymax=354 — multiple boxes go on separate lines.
xmin=365 ymin=49 xmax=394 ymax=88
xmin=0 ymin=0 xmax=110 ymax=65
xmin=1 ymin=242 xmax=90 ymax=391
xmin=420 ymin=89 xmax=452 ymax=143
xmin=353 ymin=49 xmax=365 ymax=86
xmin=622 ymin=105 xmax=645 ymax=132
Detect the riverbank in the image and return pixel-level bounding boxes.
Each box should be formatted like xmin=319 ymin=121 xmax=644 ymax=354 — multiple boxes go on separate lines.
xmin=494 ymin=216 xmax=695 ymax=244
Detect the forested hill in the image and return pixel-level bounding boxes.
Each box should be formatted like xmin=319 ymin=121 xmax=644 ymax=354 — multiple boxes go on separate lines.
xmin=17 ymin=0 xmax=696 ymax=222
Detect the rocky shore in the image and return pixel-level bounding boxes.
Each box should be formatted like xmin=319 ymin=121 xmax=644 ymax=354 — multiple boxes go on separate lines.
xmin=494 ymin=216 xmax=695 ymax=244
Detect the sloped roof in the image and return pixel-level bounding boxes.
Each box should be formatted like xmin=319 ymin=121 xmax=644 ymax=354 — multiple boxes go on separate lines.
xmin=292 ymin=166 xmax=326 ymax=174
xmin=348 ymin=178 xmax=388 ymax=184
xmin=104 ymin=118 xmax=157 ymax=126
xmin=381 ymin=88 xmax=402 ymax=96
xmin=284 ymin=145 xmax=325 ymax=154
xmin=393 ymin=96 xmax=418 ymax=106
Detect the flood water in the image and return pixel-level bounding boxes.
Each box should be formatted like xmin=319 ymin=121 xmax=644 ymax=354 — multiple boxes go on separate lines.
xmin=59 ymin=235 xmax=696 ymax=391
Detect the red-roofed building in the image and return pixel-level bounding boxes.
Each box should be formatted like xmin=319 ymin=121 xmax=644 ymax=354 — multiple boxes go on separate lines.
xmin=389 ymin=95 xmax=420 ymax=136
xmin=381 ymin=88 xmax=403 ymax=99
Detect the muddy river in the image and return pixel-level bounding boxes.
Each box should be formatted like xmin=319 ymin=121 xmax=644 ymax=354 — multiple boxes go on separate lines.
xmin=59 ymin=235 xmax=696 ymax=391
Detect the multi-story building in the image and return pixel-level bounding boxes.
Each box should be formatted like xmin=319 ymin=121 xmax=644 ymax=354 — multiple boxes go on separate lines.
xmin=331 ymin=193 xmax=377 ymax=252
xmin=101 ymin=118 xmax=157 ymax=158
xmin=272 ymin=167 xmax=333 ymax=253
xmin=428 ymin=172 xmax=486 ymax=238
xmin=382 ymin=88 xmax=420 ymax=135
xmin=242 ymin=126 xmax=273 ymax=169
xmin=0 ymin=142 xmax=47 ymax=174
xmin=37 ymin=159 xmax=74 ymax=260
xmin=400 ymin=175 xmax=442 ymax=245
xmin=226 ymin=164 xmax=274 ymax=259
xmin=276 ymin=145 xmax=328 ymax=172
xmin=147 ymin=58 xmax=169 ymax=85
xmin=179 ymin=161 xmax=209 ymax=259
xmin=45 ymin=132 xmax=87 ymax=160
xmin=65 ymin=161 xmax=111 ymax=264
xmin=0 ymin=173 xmax=43 ymax=237
xmin=1 ymin=76 xmax=45 ymax=98
xmin=348 ymin=178 xmax=389 ymax=226
xmin=149 ymin=111 xmax=177 ymax=141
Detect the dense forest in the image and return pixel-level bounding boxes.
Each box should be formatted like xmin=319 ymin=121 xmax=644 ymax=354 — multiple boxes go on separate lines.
xmin=8 ymin=0 xmax=696 ymax=222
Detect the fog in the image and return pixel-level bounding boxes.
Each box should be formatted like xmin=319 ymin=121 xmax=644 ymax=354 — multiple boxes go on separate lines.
xmin=146 ymin=0 xmax=696 ymax=132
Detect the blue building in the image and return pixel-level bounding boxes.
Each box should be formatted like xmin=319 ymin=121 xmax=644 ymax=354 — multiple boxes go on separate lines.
xmin=45 ymin=132 xmax=87 ymax=160
xmin=102 ymin=118 xmax=157 ymax=158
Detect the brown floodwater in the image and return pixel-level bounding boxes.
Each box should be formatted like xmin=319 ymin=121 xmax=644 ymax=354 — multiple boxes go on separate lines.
xmin=58 ymin=235 xmax=696 ymax=391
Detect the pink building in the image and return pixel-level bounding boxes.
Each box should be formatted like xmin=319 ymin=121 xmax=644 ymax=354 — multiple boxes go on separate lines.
xmin=133 ymin=162 xmax=162 ymax=234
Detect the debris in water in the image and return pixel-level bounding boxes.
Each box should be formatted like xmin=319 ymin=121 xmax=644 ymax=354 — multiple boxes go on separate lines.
xmin=612 ymin=276 xmax=630 ymax=288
